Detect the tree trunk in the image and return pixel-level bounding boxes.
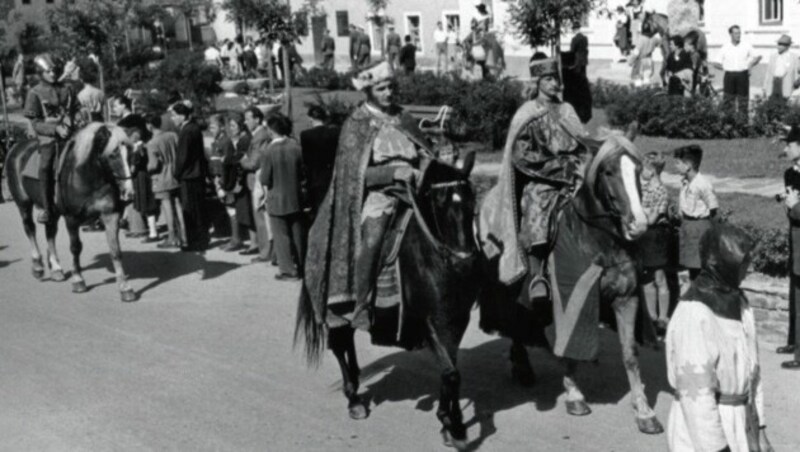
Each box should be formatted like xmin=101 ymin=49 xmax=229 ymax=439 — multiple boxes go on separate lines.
xmin=125 ymin=27 xmax=131 ymax=53
xmin=267 ymin=39 xmax=275 ymax=93
xmin=282 ymin=43 xmax=292 ymax=118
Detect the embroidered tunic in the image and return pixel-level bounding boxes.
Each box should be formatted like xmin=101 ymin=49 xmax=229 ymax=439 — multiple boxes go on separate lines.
xmin=666 ymin=301 xmax=764 ymax=452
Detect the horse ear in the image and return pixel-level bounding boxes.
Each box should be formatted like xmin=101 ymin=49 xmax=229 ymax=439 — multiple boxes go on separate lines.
xmin=457 ymin=150 xmax=476 ymax=177
xmin=625 ymin=120 xmax=639 ymax=142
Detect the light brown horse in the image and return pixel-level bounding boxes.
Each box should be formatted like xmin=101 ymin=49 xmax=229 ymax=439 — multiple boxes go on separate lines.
xmin=4 ymin=123 xmax=136 ymax=301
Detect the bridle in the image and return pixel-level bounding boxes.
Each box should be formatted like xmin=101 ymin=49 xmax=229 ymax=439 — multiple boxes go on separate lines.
xmin=404 ymin=179 xmax=477 ymax=260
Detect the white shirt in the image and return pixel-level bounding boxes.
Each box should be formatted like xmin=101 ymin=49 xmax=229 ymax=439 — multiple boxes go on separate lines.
xmin=719 ymin=41 xmax=755 ymax=72
xmin=433 ymin=29 xmax=447 ymax=45
xmin=679 ymin=173 xmax=718 ymax=218
xmin=204 ymin=46 xmax=220 ymax=62
xmin=773 ymin=51 xmax=793 ymax=78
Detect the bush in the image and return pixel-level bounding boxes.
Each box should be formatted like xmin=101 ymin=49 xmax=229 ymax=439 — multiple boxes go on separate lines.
xmin=295 ymin=67 xmax=353 ymax=91
xmin=303 ymin=92 xmax=357 ymax=126
xmin=738 ymin=224 xmax=789 ymax=278
xmin=593 ymin=81 xmax=800 ymax=139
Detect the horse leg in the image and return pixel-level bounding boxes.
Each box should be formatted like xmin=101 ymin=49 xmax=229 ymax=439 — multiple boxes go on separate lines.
xmin=64 ymin=217 xmax=87 ymax=293
xmin=101 ymin=212 xmax=137 ymax=302
xmin=510 ymin=340 xmax=536 ymax=386
xmin=562 ymin=359 xmax=591 ymax=416
xmin=329 ymin=327 xmax=368 ymax=420
xmin=20 ymin=205 xmax=45 ymax=280
xmin=44 ymin=217 xmax=66 ymax=282
xmin=612 ymin=295 xmax=664 ymax=434
xmin=427 ymin=318 xmax=468 ymax=450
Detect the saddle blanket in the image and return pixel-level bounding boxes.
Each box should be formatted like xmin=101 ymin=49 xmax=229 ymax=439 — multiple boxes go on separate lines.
xmin=21 ymin=151 xmax=40 ymax=180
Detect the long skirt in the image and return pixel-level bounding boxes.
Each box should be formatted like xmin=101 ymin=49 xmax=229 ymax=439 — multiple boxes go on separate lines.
xmin=180 ymin=178 xmax=209 ymax=248
xmin=678 ymin=218 xmax=712 ymax=270
xmin=133 ymin=171 xmax=158 ymax=216
xmin=234 ymin=187 xmax=254 ymax=229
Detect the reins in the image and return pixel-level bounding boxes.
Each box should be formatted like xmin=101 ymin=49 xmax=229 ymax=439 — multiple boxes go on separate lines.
xmin=404 ymin=180 xmax=475 ymax=260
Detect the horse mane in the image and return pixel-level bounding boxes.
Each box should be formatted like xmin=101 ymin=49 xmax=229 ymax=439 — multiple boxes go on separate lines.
xmin=72 ymin=123 xmax=130 ymax=167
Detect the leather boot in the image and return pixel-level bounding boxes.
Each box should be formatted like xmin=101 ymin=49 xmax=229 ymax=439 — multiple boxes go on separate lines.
xmin=352 ymin=215 xmax=389 ymax=330
xmin=37 ymin=171 xmax=55 ymax=224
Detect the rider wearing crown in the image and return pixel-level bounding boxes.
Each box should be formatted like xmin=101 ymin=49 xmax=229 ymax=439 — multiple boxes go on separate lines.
xmin=25 ymin=53 xmax=80 ymax=224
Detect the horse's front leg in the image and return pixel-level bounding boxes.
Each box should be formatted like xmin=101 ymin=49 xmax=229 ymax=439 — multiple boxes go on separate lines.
xmin=562 ymin=358 xmax=591 ymax=416
xmin=20 ymin=205 xmax=45 ymax=279
xmin=427 ymin=318 xmax=468 ymax=450
xmin=44 ymin=217 xmax=66 ymax=282
xmin=612 ymin=294 xmax=664 ymax=434
xmin=329 ymin=327 xmax=368 ymax=420
xmin=101 ymin=212 xmax=136 ymax=302
xmin=64 ymin=217 xmax=87 ymax=293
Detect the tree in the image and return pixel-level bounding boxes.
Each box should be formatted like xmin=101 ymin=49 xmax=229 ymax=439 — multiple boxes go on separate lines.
xmin=508 ymin=0 xmax=602 ymax=54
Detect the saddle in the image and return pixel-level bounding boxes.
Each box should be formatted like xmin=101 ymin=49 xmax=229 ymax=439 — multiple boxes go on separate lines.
xmin=20 ymin=141 xmax=71 ymax=181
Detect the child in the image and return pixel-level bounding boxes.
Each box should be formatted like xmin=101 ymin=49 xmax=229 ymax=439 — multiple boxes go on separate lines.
xmin=638 ymin=152 xmax=671 ymax=332
xmin=779 ymin=124 xmax=800 ymax=369
xmin=674 ymin=144 xmax=718 ymax=280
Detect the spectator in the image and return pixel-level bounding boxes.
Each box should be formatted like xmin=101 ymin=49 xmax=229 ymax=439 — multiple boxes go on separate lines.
xmin=300 ymin=105 xmax=340 ymax=220
xmin=613 ymin=5 xmax=631 ymax=62
xmin=434 ymin=21 xmax=448 ymax=74
xmin=219 ymin=39 xmax=231 ymax=67
xmin=204 ymin=44 xmax=221 ymax=67
xmin=763 ymin=34 xmax=800 ymax=100
xmin=145 ymin=114 xmax=185 ymax=249
xmin=447 ymin=23 xmax=459 ymax=70
xmin=113 ymin=96 xmax=148 ymax=238
xmin=356 ymin=26 xmax=371 ymax=68
xmin=222 ymin=113 xmax=256 ymax=253
xmin=563 ymin=21 xmax=592 ymax=124
xmin=240 ymin=106 xmax=273 ymax=263
xmin=76 ymin=59 xmax=105 ymax=122
xmin=780 ymin=124 xmax=800 ymax=369
xmin=119 ymin=111 xmax=158 ymax=242
xmin=637 ymin=152 xmax=671 ymax=334
xmin=683 ymin=30 xmax=707 ymax=95
xmin=278 ymin=41 xmax=305 ymax=83
xmin=320 ymin=29 xmax=335 ymax=71
xmin=255 ymin=39 xmax=270 ymax=73
xmin=674 ymin=144 xmax=717 ymax=280
xmin=171 ymin=101 xmax=209 ymax=252
xmin=666 ymin=224 xmax=772 ymax=452
xmin=399 ymin=35 xmax=417 ymax=75
xmin=630 ymin=21 xmax=661 ymax=87
xmin=385 ymin=25 xmax=402 ymax=71
xmin=712 ymin=25 xmax=761 ymax=115
xmin=12 ymin=52 xmax=25 ymax=106
xmin=349 ymin=25 xmax=360 ymax=70
xmin=260 ymin=113 xmax=306 ymax=281
xmin=665 ymin=35 xmax=693 ymax=97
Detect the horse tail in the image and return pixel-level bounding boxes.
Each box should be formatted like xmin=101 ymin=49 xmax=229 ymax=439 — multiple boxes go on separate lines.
xmin=293 ymin=286 xmax=326 ymax=367
xmin=4 ymin=138 xmax=38 ymax=206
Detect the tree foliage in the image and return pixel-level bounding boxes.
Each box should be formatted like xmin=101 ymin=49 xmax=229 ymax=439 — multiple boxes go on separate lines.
xmin=219 ymin=0 xmax=306 ymax=42
xmin=508 ymin=0 xmax=602 ymax=48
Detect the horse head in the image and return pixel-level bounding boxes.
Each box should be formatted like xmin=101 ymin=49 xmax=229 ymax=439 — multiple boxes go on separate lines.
xmin=71 ymin=123 xmax=134 ymax=201
xmin=415 ymin=152 xmax=478 ymax=258
xmin=583 ymin=134 xmax=648 ymax=241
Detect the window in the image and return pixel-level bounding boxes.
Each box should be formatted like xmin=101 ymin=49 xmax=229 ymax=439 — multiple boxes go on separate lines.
xmin=404 ymin=13 xmax=422 ymax=53
xmin=760 ymin=0 xmax=783 ymax=24
xmin=336 ymin=11 xmax=349 ymax=37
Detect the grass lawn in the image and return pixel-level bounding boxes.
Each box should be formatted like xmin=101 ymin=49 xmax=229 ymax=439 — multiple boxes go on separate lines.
xmin=472 ymin=108 xmax=788 ymax=179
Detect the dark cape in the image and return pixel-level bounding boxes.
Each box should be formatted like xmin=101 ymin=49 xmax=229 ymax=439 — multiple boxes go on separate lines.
xmin=302 ymin=103 xmax=431 ymax=327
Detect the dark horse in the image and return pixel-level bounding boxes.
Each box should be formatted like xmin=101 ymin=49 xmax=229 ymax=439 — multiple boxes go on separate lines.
xmin=4 ymin=122 xmax=136 ymax=301
xmin=479 ymin=134 xmax=664 ymax=435
xmin=296 ymin=156 xmax=481 ymax=449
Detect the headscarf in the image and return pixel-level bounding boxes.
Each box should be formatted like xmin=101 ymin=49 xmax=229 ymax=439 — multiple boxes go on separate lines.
xmin=681 ymin=223 xmax=755 ymax=320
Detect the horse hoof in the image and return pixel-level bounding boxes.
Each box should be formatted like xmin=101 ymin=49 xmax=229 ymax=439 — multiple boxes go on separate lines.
xmin=511 ymin=364 xmax=536 ymax=387
xmin=441 ymin=428 xmax=468 ymax=450
xmin=32 ymin=268 xmax=45 ymax=280
xmin=565 ymin=400 xmax=592 ymax=416
xmin=51 ymin=270 xmax=67 ymax=282
xmin=120 ymin=290 xmax=138 ymax=303
xmin=72 ymin=281 xmax=88 ymax=293
xmin=348 ymin=401 xmax=369 ymax=420
xmin=637 ymin=416 xmax=664 ymax=435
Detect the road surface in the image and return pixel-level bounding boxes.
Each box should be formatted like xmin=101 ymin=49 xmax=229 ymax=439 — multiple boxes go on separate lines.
xmin=0 ymin=202 xmax=797 ymax=451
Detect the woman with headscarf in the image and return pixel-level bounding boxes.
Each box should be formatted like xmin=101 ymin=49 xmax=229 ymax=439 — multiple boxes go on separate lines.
xmin=666 ymin=223 xmax=774 ymax=452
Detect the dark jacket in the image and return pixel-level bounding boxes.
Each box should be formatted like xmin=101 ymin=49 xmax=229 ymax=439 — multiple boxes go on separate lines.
xmin=259 ymin=138 xmax=305 ymax=216
xmin=174 ymin=120 xmax=207 ymax=180
xmin=300 ymin=124 xmax=340 ymax=209
xmin=240 ymin=126 xmax=271 ymax=190
xmin=222 ymin=133 xmax=251 ymax=192
xmin=786 ymin=167 xmax=800 ymax=275
xmin=570 ymin=32 xmax=589 ymax=74
xmin=399 ymin=44 xmax=417 ymax=72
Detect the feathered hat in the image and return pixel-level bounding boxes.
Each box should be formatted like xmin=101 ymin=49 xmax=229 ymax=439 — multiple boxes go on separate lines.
xmin=352 ymin=60 xmax=394 ymax=91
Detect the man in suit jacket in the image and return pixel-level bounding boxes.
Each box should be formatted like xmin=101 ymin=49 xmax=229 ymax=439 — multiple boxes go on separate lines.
xmin=171 ymin=101 xmax=209 ymax=251
xmin=240 ymin=106 xmax=274 ymax=262
xmin=321 ymin=29 xmax=335 ymax=70
xmin=385 ymin=25 xmax=402 ymax=71
xmin=260 ymin=114 xmax=306 ymax=280
xmin=300 ymin=105 xmax=340 ymax=220
xmin=763 ymin=34 xmax=800 ymax=99
xmin=356 ymin=27 xmax=371 ymax=68
xmin=781 ymin=125 xmax=800 ymax=369
xmin=349 ymin=25 xmax=360 ymax=70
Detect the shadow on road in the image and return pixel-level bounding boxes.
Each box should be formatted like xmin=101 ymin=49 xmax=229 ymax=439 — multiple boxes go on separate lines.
xmin=0 ymin=257 xmax=20 ymax=269
xmin=81 ymin=250 xmax=241 ymax=297
xmin=352 ymin=331 xmax=669 ymax=450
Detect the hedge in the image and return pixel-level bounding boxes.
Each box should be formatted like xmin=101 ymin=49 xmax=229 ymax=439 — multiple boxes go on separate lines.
xmin=592 ymin=79 xmax=800 ymax=139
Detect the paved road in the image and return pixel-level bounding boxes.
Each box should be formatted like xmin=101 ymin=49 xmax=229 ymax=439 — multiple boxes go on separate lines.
xmin=0 ymin=202 xmax=798 ymax=451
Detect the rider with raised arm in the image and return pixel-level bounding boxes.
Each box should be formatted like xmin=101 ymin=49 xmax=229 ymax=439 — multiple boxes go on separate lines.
xmin=25 ymin=53 xmax=80 ymax=224
xmin=304 ymin=60 xmax=434 ymax=331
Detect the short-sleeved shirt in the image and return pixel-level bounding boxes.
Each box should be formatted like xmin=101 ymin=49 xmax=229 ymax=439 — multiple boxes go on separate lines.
xmin=719 ymin=41 xmax=755 ymax=72
xmin=679 ymin=172 xmax=718 ymax=218
xmin=641 ymin=181 xmax=668 ymax=221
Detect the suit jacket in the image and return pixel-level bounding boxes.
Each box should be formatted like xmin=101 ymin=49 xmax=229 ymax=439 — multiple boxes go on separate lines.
xmin=322 ymin=36 xmax=335 ymax=55
xmin=146 ymin=130 xmax=180 ymax=193
xmin=240 ymin=126 xmax=271 ymax=190
xmin=786 ymin=167 xmax=800 ymax=275
xmin=222 ymin=133 xmax=251 ymax=191
xmin=570 ymin=32 xmax=589 ymax=73
xmin=259 ymin=138 xmax=305 ymax=216
xmin=174 ymin=120 xmax=207 ymax=180
xmin=764 ymin=51 xmax=800 ymax=98
xmin=300 ymin=124 xmax=340 ymax=204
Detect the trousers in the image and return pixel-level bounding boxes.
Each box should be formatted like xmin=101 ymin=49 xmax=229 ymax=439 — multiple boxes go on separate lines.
xmin=268 ymin=212 xmax=306 ymax=276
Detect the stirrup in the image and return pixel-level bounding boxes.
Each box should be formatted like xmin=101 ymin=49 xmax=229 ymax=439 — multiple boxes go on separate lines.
xmin=528 ymin=274 xmax=551 ymax=303
xmin=37 ymin=210 xmax=53 ymax=224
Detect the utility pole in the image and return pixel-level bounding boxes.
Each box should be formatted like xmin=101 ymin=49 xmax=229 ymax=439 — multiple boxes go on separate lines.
xmin=283 ymin=0 xmax=293 ymax=119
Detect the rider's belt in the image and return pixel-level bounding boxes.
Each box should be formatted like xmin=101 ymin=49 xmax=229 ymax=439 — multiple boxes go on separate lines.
xmin=682 ymin=215 xmax=710 ymax=221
